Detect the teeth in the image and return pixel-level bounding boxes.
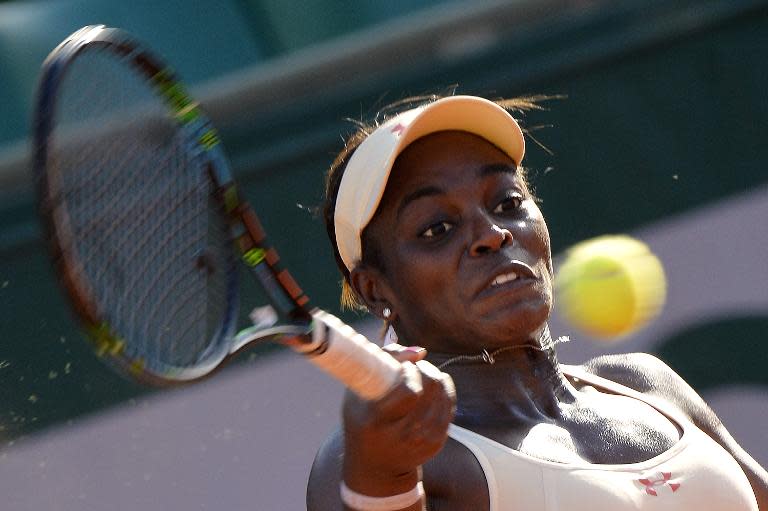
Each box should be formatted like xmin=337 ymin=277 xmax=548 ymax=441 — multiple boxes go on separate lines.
xmin=492 ymin=272 xmax=518 ymax=286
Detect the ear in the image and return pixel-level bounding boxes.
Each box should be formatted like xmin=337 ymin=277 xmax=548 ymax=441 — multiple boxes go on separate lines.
xmin=349 ymin=264 xmax=393 ymax=319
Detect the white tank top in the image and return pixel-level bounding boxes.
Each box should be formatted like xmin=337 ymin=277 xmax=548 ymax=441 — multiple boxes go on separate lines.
xmin=448 ymin=366 xmax=758 ymax=511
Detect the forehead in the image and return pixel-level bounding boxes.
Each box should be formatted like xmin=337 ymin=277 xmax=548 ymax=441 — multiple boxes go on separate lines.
xmin=380 ymin=130 xmax=521 ymax=204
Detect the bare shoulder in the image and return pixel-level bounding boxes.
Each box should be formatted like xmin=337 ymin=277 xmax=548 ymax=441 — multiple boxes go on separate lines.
xmin=579 ymin=352 xmax=718 ymax=425
xmin=582 ymin=352 xmax=685 ymax=395
xmin=306 ymin=427 xmax=490 ymax=511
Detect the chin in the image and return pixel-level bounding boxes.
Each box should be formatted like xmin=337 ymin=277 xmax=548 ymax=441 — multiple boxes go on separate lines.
xmin=486 ymin=298 xmax=551 ymax=340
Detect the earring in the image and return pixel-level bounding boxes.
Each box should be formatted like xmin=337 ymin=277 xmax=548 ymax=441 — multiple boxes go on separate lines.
xmin=384 ymin=325 xmax=399 ymax=344
xmin=382 ymin=307 xmax=392 ymax=319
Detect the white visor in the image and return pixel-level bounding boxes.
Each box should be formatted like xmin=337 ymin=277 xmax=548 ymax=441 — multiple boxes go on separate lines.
xmin=334 ymin=95 xmax=525 ymax=272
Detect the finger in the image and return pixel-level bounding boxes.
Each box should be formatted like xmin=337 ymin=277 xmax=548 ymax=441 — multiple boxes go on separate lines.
xmin=382 ymin=343 xmax=427 ymax=363
xmin=353 ymin=361 xmax=423 ymax=423
xmin=399 ymin=363 xmax=455 ymax=440
xmin=398 ymin=385 xmax=455 ymax=461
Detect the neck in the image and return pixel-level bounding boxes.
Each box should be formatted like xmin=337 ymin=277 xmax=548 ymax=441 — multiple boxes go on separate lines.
xmin=425 ymin=326 xmax=577 ymax=424
xmin=428 ymin=325 xmax=566 ymax=370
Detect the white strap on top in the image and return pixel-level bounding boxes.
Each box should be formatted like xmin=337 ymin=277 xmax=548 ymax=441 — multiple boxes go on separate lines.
xmin=447 ymin=424 xmax=499 ymax=511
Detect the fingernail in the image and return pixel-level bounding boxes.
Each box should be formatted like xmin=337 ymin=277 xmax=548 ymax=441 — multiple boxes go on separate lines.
xmin=405 ymin=346 xmax=426 ymax=353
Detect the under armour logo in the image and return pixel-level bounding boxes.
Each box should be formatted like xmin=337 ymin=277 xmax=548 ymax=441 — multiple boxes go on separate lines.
xmin=390 ymin=123 xmax=406 ymax=136
xmin=637 ymin=472 xmax=681 ymax=496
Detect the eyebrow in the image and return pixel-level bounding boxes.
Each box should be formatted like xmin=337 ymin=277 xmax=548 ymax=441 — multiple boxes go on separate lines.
xmin=397 ymin=185 xmax=443 ymax=219
xmin=478 ymin=162 xmax=518 ymax=177
xmin=395 ymin=163 xmax=519 ymax=219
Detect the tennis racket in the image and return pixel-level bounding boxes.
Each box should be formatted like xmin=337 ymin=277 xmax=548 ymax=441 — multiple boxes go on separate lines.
xmin=33 ymin=25 xmax=401 ymax=400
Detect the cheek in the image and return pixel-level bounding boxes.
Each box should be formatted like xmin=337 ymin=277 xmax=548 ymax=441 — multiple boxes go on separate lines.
xmin=541 ymin=233 xmax=554 ymax=276
xmin=531 ymin=212 xmax=553 ymax=270
xmin=391 ymin=252 xmax=454 ymax=302
xmin=383 ymin=244 xmax=462 ymax=317
xmin=524 ymin=212 xmax=554 ymax=301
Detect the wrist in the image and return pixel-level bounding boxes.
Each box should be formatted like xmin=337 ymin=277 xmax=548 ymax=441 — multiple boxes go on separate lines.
xmin=342 ymin=461 xmax=421 ymax=497
xmin=340 ymin=480 xmax=424 ymax=511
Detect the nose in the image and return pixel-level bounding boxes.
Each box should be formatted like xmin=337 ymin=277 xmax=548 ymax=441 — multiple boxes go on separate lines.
xmin=469 ymin=216 xmax=513 ymax=257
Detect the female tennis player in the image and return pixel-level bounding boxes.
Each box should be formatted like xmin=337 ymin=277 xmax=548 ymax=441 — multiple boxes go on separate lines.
xmin=306 ymin=95 xmax=768 ymax=510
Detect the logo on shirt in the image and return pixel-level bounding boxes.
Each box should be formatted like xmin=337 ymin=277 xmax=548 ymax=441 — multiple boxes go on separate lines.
xmin=637 ymin=472 xmax=681 ymax=496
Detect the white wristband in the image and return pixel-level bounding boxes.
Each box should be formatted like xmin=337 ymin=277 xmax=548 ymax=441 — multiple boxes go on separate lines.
xmin=340 ymin=481 xmax=424 ymax=510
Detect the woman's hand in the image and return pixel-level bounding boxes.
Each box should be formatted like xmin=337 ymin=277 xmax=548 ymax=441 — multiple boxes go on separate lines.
xmin=341 ymin=344 xmax=456 ymax=499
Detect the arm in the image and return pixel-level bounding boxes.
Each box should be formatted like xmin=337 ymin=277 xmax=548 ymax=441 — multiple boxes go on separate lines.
xmin=307 ymin=351 xmax=456 ymax=511
xmin=308 ymin=429 xmax=492 ymax=511
xmin=307 ymin=428 xmax=345 ymax=509
xmin=585 ymin=352 xmax=768 ymax=509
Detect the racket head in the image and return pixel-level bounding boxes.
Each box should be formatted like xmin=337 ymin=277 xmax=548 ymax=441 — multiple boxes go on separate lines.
xmin=33 ymin=25 xmax=243 ymax=384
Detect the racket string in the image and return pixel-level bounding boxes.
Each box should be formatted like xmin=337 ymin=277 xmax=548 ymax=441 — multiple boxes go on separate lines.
xmin=49 ymin=48 xmax=234 ymax=369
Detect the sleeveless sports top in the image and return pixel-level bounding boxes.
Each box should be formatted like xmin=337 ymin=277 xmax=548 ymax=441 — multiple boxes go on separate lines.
xmin=448 ymin=365 xmax=758 ymax=511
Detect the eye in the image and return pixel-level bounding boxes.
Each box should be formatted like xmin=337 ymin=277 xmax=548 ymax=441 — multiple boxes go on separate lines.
xmin=492 ymin=193 xmax=523 ymax=214
xmin=420 ymin=221 xmax=454 ymax=239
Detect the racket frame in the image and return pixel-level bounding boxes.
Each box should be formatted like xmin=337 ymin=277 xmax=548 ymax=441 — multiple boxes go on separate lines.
xmin=34 ymin=25 xmax=309 ymax=384
xmin=34 ymin=26 xmax=403 ymax=400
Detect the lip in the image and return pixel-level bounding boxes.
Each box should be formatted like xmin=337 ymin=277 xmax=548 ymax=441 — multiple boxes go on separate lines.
xmin=477 ymin=260 xmax=537 ymax=298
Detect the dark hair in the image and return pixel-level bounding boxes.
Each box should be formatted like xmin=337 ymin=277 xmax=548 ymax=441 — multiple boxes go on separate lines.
xmin=323 ymin=94 xmax=547 ymax=309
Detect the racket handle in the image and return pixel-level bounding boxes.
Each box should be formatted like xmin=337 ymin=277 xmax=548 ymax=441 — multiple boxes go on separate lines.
xmin=293 ymin=310 xmax=403 ymax=401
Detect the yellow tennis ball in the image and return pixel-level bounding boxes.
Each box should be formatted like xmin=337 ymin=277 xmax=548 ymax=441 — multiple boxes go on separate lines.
xmin=554 ymin=235 xmax=666 ymax=339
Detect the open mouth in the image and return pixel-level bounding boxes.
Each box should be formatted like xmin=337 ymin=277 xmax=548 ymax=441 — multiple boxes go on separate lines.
xmin=491 ymin=272 xmax=518 ymax=286
xmin=480 ymin=260 xmax=537 ymax=297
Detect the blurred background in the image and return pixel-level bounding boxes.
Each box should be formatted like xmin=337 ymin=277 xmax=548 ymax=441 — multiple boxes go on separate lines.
xmin=0 ymin=0 xmax=766 ymax=509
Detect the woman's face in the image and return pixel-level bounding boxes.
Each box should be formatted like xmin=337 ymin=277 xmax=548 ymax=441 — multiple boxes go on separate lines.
xmin=358 ymin=130 xmax=554 ymax=353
